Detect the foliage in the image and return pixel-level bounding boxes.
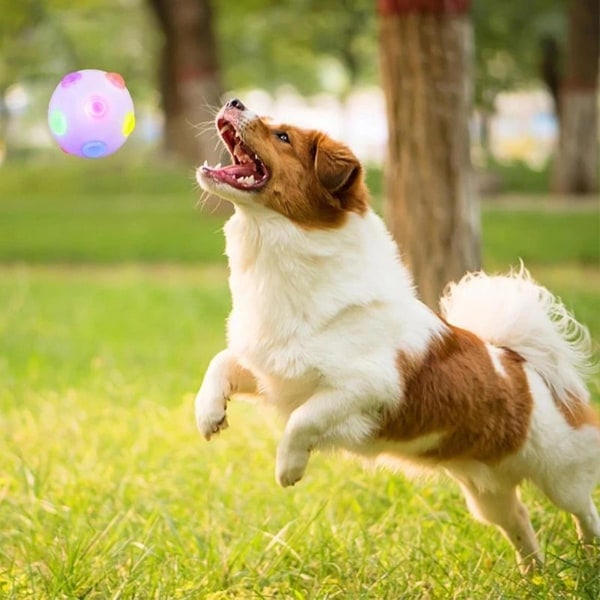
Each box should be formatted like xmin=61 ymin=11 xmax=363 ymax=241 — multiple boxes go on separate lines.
xmin=0 ymin=0 xmax=573 ymax=163
xmin=215 ymin=0 xmax=567 ymax=106
xmin=0 ymin=0 xmax=570 ymax=100
xmin=0 ymin=0 xmax=157 ymax=97
xmin=213 ymin=0 xmax=378 ymax=96
xmin=472 ymin=0 xmax=565 ymax=111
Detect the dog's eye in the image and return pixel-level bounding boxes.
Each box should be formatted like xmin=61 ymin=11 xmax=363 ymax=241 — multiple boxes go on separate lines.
xmin=275 ymin=131 xmax=290 ymax=144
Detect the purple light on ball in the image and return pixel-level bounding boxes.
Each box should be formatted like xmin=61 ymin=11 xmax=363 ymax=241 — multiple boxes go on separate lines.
xmin=48 ymin=69 xmax=135 ymax=159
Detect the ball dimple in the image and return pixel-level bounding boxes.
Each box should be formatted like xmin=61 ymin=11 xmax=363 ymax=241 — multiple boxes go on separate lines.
xmin=61 ymin=71 xmax=82 ymax=88
xmin=81 ymin=141 xmax=108 ymax=158
xmin=85 ymin=95 xmax=108 ymax=119
xmin=122 ymin=112 xmax=135 ymax=137
xmin=49 ymin=110 xmax=68 ymax=136
xmin=106 ymin=72 xmax=126 ymax=89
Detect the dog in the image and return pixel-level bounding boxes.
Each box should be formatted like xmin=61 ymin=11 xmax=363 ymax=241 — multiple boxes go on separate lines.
xmin=194 ymin=98 xmax=600 ymax=572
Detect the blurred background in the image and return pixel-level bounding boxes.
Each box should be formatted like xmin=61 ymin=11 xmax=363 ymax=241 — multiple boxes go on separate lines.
xmin=0 ymin=0 xmax=596 ymax=183
xmin=1 ymin=0 xmax=598 ymax=300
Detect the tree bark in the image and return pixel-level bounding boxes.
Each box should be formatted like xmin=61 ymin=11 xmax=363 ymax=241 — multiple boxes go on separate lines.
xmin=552 ymin=0 xmax=599 ymax=195
xmin=148 ymin=0 xmax=223 ymax=165
xmin=378 ymin=0 xmax=480 ymax=309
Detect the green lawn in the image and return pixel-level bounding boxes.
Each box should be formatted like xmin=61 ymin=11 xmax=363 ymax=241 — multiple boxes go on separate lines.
xmin=0 ymin=161 xmax=226 ymax=264
xmin=2 ymin=162 xmax=598 ymax=267
xmin=1 ymin=163 xmax=599 ymax=598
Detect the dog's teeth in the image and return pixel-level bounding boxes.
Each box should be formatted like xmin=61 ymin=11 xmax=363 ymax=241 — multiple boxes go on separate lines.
xmin=237 ymin=175 xmax=255 ymax=186
xmin=202 ymin=159 xmax=208 ymax=168
xmin=215 ymin=162 xmax=221 ymax=169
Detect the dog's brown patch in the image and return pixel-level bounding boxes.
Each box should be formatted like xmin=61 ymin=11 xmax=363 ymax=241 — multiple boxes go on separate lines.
xmin=556 ymin=393 xmax=600 ymax=429
xmin=378 ymin=325 xmax=534 ymax=463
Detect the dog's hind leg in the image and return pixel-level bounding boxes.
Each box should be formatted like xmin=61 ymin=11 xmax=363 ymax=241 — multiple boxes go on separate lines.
xmin=572 ymin=499 xmax=600 ymax=544
xmin=458 ymin=481 xmax=543 ymax=573
xmin=532 ymin=425 xmax=600 ymax=547
xmin=537 ymin=478 xmax=600 ymax=545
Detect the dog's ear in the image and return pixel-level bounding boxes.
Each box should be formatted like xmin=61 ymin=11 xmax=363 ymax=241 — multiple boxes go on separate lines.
xmin=314 ymin=134 xmax=361 ymax=197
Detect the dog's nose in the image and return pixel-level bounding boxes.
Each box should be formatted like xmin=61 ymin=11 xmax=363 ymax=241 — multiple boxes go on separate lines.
xmin=226 ymin=98 xmax=245 ymax=111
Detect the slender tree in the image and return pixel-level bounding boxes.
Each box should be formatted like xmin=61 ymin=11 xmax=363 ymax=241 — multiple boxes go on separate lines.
xmin=378 ymin=0 xmax=480 ymax=308
xmin=148 ymin=0 xmax=223 ymax=164
xmin=552 ymin=0 xmax=599 ymax=194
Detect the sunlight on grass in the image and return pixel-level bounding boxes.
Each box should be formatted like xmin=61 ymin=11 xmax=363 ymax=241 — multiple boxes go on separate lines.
xmin=1 ymin=263 xmax=598 ymax=597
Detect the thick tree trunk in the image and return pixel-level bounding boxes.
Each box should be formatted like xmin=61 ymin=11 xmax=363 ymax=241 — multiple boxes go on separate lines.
xmin=378 ymin=0 xmax=480 ymax=309
xmin=149 ymin=0 xmax=223 ymax=165
xmin=552 ymin=0 xmax=599 ymax=194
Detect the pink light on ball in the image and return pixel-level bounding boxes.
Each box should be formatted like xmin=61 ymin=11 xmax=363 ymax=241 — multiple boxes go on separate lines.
xmin=48 ymin=69 xmax=135 ymax=159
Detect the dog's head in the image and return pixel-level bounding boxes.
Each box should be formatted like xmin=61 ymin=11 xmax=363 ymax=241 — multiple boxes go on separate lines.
xmin=197 ymin=99 xmax=368 ymax=227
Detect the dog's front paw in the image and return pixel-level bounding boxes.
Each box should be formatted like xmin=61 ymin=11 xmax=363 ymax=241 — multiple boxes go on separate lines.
xmin=276 ymin=447 xmax=309 ymax=488
xmin=195 ymin=387 xmax=229 ymax=440
xmin=196 ymin=409 xmax=229 ymax=441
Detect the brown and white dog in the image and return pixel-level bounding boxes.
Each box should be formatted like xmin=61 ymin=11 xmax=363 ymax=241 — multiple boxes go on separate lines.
xmin=195 ymin=98 xmax=600 ymax=571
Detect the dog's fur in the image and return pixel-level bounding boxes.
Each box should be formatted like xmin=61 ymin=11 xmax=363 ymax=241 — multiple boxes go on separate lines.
xmin=195 ymin=99 xmax=600 ymax=571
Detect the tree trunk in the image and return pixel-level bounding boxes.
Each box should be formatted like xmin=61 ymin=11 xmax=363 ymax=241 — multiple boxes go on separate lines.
xmin=148 ymin=0 xmax=223 ymax=165
xmin=378 ymin=0 xmax=480 ymax=309
xmin=552 ymin=0 xmax=599 ymax=195
xmin=539 ymin=35 xmax=561 ymax=118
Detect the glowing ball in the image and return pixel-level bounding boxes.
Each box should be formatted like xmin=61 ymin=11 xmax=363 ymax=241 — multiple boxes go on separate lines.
xmin=48 ymin=69 xmax=135 ymax=159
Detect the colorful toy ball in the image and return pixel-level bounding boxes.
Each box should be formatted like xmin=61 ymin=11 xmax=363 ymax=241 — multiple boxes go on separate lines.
xmin=48 ymin=69 xmax=135 ymax=159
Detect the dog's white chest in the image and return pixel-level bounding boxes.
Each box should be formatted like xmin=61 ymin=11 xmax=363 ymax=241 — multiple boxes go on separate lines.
xmin=226 ymin=266 xmax=315 ymax=379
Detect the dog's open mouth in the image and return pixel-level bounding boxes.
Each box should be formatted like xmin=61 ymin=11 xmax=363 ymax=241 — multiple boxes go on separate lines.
xmin=200 ymin=117 xmax=269 ymax=191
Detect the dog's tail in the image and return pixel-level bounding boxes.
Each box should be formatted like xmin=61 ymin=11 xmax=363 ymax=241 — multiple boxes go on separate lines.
xmin=439 ymin=265 xmax=594 ymax=405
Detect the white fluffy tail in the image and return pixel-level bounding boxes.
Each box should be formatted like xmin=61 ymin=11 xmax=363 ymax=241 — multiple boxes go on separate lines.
xmin=439 ymin=266 xmax=594 ymax=405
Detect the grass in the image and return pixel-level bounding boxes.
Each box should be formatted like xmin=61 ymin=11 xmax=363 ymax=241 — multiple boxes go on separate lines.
xmin=0 ymin=162 xmax=599 ymax=598
xmin=483 ymin=208 xmax=599 ymax=268
xmin=485 ymin=158 xmax=551 ymax=194
xmin=0 ymin=161 xmax=227 ymax=264
xmin=2 ymin=163 xmax=598 ymax=267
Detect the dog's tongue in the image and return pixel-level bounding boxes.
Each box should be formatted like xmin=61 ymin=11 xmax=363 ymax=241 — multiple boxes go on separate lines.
xmin=220 ymin=163 xmax=257 ymax=176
